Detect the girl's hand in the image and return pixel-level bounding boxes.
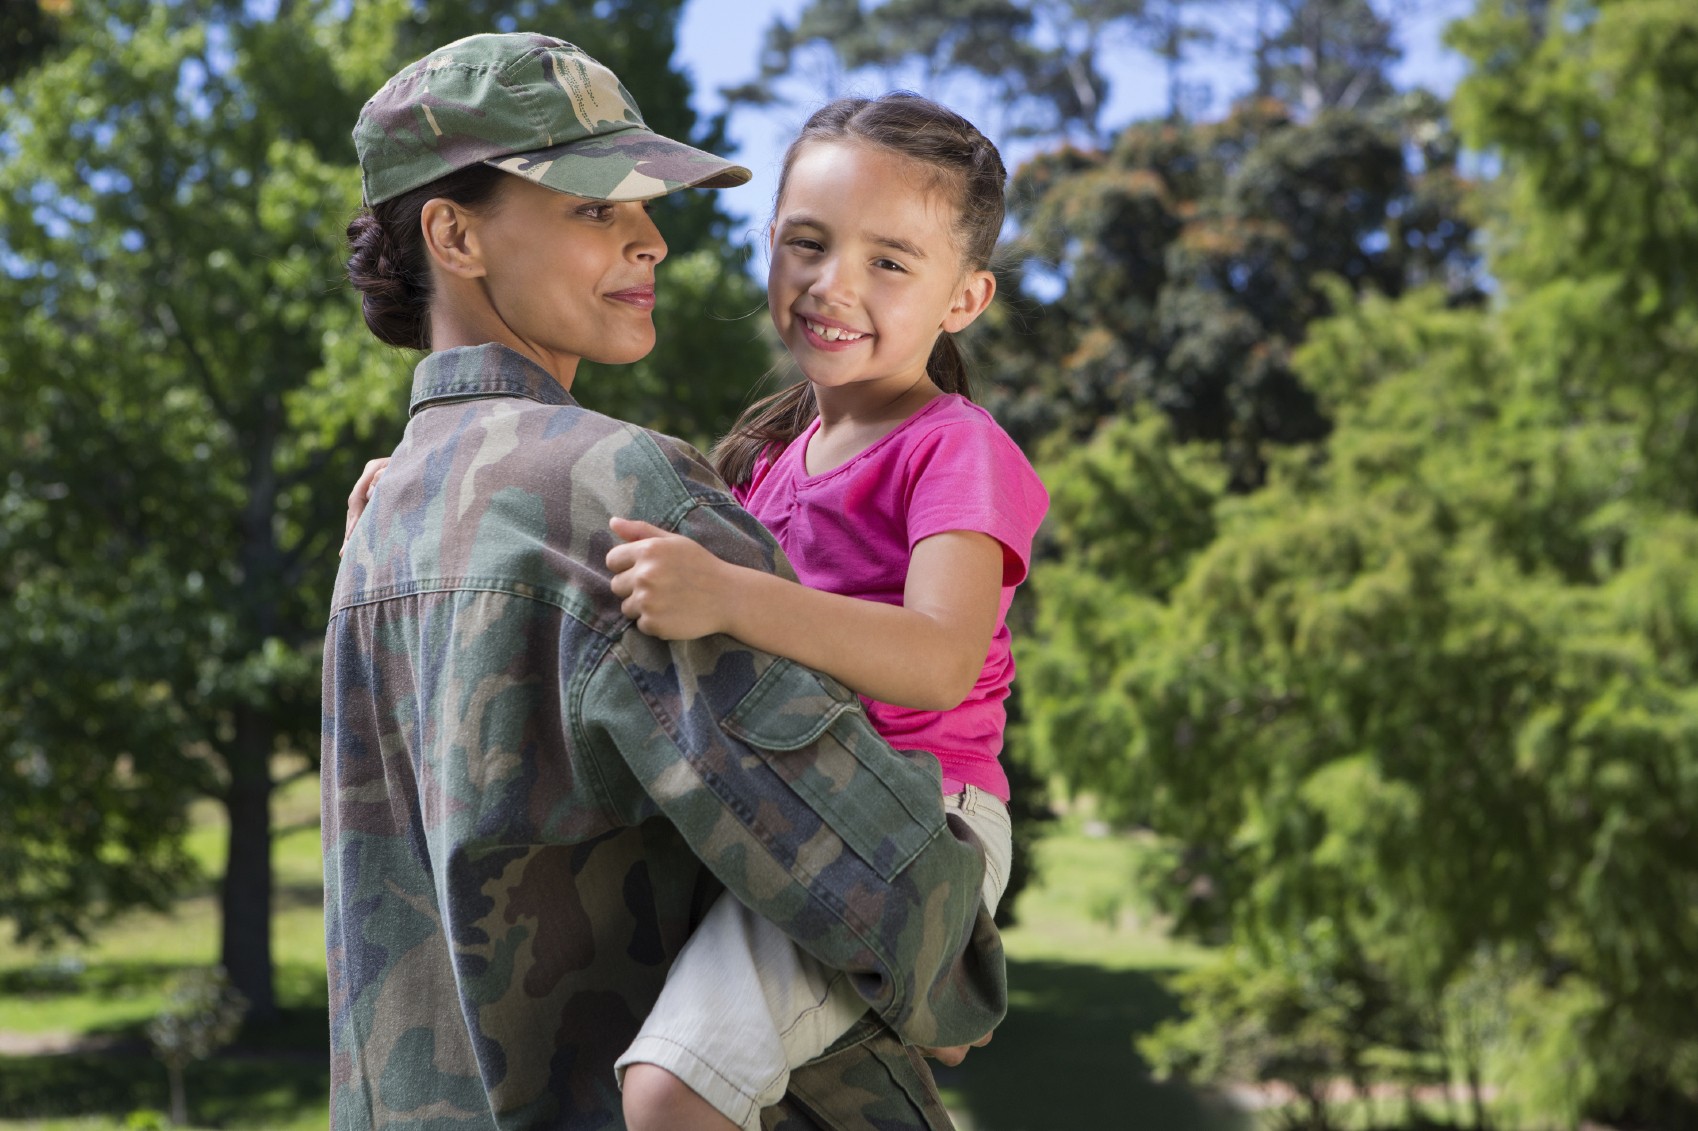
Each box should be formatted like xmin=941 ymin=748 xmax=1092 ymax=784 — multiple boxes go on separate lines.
xmin=606 ymin=517 xmax=735 ymax=640
xmin=922 ymin=1030 xmax=993 ymax=1066
xmin=341 ymin=457 xmax=390 ymax=556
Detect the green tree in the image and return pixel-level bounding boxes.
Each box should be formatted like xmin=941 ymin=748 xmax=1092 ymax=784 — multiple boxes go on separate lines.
xmin=1019 ymin=0 xmax=1698 ymax=1122
xmin=1261 ymin=0 xmax=1401 ymax=115
xmin=724 ymin=0 xmax=1146 ymax=144
xmin=979 ymin=88 xmax=1476 ymax=487
xmin=0 ymin=0 xmax=764 ymax=1017
xmin=0 ymin=0 xmax=63 ymax=85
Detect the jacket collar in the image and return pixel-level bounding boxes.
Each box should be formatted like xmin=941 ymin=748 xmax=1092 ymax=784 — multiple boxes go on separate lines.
xmin=409 ymin=343 xmax=577 ymax=417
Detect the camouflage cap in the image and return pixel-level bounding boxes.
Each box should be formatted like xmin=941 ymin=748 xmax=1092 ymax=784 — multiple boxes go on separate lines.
xmin=355 ymin=33 xmax=751 ymax=205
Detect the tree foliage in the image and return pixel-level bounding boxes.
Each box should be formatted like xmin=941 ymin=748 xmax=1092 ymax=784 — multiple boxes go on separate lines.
xmin=0 ymin=0 xmax=764 ymax=1016
xmin=723 ymin=0 xmax=1146 ymax=143
xmin=1018 ymin=1 xmax=1698 ymax=1123
xmin=977 ymin=88 xmax=1477 ymax=488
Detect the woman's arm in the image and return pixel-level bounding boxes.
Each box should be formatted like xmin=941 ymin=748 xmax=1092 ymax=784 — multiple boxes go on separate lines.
xmin=606 ymin=517 xmax=1003 ymax=711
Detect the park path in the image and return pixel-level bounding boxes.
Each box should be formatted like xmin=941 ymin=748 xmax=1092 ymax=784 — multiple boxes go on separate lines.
xmin=0 ymin=1030 xmax=134 ymax=1055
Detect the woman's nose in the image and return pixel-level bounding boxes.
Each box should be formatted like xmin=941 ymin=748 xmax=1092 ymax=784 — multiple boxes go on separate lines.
xmin=630 ymin=207 xmax=667 ymax=264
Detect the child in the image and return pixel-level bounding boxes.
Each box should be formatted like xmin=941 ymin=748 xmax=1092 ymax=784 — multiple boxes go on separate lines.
xmin=605 ymin=93 xmax=1049 ymax=1131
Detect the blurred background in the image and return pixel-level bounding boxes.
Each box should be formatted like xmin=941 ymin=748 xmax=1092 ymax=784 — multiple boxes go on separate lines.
xmin=2 ymin=1 xmax=1695 ymax=1129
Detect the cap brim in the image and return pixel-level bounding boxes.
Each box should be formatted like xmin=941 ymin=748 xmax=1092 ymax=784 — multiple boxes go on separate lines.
xmin=484 ymin=126 xmax=751 ymax=202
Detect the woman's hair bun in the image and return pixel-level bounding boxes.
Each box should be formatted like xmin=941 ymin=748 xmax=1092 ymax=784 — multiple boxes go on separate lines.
xmin=346 ymin=210 xmax=429 ymax=350
xmin=343 ymin=164 xmax=509 ymax=351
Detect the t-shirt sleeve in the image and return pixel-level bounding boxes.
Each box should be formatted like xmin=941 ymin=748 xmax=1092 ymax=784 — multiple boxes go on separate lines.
xmin=728 ymin=444 xmax=781 ymax=508
xmin=903 ymin=416 xmax=1050 ymax=586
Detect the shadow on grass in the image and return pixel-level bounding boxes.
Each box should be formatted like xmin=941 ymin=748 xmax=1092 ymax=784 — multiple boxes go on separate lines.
xmin=0 ymin=961 xmax=330 ymax=1126
xmin=1 ymin=959 xmax=189 ymax=1000
xmin=0 ymin=1047 xmax=328 ymax=1127
xmin=935 ymin=958 xmax=1247 ymax=1131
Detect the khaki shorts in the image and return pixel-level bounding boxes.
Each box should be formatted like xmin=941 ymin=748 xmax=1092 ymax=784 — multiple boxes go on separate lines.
xmin=615 ymin=785 xmax=1012 ymax=1131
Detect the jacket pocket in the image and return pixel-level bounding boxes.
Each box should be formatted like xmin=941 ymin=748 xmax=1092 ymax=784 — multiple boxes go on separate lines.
xmin=723 ymin=658 xmax=944 ymax=882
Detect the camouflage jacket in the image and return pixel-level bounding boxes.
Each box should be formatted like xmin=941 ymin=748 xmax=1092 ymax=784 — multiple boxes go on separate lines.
xmin=322 ymin=343 xmax=1006 ymax=1131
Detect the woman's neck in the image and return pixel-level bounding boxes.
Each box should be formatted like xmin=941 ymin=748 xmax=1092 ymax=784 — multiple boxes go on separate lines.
xmin=429 ymin=300 xmax=579 ymax=392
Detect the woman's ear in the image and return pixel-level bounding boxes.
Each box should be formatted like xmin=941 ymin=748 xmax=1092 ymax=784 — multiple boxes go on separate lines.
xmin=420 ymin=197 xmax=487 ymax=280
xmin=941 ymin=268 xmax=997 ymax=333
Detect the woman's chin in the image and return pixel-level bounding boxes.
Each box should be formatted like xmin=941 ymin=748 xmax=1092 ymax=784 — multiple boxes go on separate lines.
xmin=586 ymin=340 xmax=657 ymax=367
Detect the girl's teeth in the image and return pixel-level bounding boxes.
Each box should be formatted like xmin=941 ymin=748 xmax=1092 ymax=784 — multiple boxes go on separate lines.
xmin=810 ymin=320 xmax=861 ymax=342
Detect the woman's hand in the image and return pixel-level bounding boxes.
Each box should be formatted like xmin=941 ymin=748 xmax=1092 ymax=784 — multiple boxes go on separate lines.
xmin=341 ymin=457 xmax=390 ymax=556
xmin=606 ymin=517 xmax=736 ymax=640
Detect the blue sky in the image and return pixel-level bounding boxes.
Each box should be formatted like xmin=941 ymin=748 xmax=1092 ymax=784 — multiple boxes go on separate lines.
xmin=674 ymin=0 xmax=1477 ymax=237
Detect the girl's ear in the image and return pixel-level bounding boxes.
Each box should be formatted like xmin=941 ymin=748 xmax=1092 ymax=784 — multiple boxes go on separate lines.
xmin=941 ymin=268 xmax=996 ymax=333
xmin=421 ymin=198 xmax=487 ymax=280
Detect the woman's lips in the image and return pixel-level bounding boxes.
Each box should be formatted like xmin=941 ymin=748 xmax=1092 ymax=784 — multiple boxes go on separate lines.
xmin=606 ymin=285 xmax=656 ymax=310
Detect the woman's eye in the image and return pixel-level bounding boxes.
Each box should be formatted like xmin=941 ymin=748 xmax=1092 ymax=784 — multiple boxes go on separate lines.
xmin=791 ymin=238 xmax=823 ymax=252
xmin=579 ymin=204 xmax=613 ymax=220
xmin=874 ymin=258 xmax=906 ymax=272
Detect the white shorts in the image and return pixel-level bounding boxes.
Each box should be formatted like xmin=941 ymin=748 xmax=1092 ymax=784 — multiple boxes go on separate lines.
xmin=614 ymin=785 xmax=1012 ymax=1131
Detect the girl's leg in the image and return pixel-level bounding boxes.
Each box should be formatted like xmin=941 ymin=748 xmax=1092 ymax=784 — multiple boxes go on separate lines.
xmin=622 ymin=1063 xmax=739 ymax=1131
xmin=620 ymin=787 xmax=1014 ymax=1129
xmin=945 ymin=785 xmax=1013 ymax=911
xmin=617 ymin=889 xmax=848 ymax=1131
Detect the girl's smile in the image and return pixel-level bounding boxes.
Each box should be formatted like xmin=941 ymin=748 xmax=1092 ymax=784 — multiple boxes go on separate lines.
xmin=801 ymin=314 xmax=870 ymax=347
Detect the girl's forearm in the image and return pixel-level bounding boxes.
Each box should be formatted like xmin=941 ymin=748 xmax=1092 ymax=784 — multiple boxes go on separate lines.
xmin=719 ymin=564 xmax=984 ymax=711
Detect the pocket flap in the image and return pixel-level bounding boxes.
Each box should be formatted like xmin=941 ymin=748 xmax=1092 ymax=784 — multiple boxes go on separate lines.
xmin=723 ymin=658 xmax=944 ymax=881
xmin=723 ymin=657 xmax=860 ymax=750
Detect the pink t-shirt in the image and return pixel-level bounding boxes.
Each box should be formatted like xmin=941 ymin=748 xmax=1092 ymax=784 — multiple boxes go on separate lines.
xmin=733 ymin=394 xmax=1049 ymax=801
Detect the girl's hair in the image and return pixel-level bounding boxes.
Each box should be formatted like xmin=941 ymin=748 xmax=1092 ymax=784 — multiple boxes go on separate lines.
xmin=345 ymin=164 xmax=510 ymax=350
xmin=711 ymin=92 xmax=1008 ymax=486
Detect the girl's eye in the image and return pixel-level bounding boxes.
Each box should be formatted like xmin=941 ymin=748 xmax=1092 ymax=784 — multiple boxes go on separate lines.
xmin=578 ymin=204 xmax=614 ymax=220
xmin=790 ymin=237 xmax=824 ymax=252
xmin=874 ymin=258 xmax=906 ymax=272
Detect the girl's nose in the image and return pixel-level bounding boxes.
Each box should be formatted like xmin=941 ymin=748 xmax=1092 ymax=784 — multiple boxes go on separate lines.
xmin=808 ymin=257 xmax=853 ymax=305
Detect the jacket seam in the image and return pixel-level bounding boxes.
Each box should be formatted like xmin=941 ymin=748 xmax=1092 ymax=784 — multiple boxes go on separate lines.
xmin=333 ymin=575 xmax=597 ymax=620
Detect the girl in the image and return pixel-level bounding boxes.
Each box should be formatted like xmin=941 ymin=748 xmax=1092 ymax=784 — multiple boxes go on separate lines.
xmin=605 ymin=93 xmax=1049 ymax=1131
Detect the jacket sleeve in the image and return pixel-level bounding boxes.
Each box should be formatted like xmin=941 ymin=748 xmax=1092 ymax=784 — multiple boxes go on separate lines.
xmin=575 ymin=435 xmax=1006 ymax=1050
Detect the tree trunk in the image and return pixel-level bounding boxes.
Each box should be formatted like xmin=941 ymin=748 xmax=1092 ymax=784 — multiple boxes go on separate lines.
xmin=1254 ymin=0 xmax=1272 ymax=98
xmin=1163 ymin=6 xmax=1183 ymax=121
xmin=1468 ymin=1064 xmax=1490 ymax=1131
xmin=167 ymin=1062 xmax=187 ymax=1126
xmin=220 ymin=706 xmax=276 ymax=1019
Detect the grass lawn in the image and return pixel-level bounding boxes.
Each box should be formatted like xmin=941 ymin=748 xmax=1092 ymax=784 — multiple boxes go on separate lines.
xmin=1 ymin=778 xmax=1242 ymax=1130
xmin=935 ymin=809 xmax=1248 ymax=1131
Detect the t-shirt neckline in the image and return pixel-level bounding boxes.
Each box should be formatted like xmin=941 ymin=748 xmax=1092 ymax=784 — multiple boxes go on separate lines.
xmin=794 ymin=393 xmax=959 ymax=484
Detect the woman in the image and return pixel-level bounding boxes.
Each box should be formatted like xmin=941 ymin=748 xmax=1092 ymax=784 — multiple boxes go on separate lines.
xmin=324 ymin=32 xmax=1005 ymax=1131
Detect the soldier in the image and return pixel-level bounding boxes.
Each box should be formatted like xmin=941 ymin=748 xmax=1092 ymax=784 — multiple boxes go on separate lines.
xmin=324 ymin=32 xmax=1004 ymax=1131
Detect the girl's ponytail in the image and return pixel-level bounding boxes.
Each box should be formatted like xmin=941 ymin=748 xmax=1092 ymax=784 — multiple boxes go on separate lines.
xmin=926 ymin=334 xmax=973 ymax=399
xmin=711 ymin=380 xmax=819 ymax=486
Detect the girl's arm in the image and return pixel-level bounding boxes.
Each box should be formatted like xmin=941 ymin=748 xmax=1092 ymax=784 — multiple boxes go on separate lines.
xmin=341 ymin=457 xmax=390 ymax=555
xmin=606 ymin=517 xmax=1003 ymax=712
